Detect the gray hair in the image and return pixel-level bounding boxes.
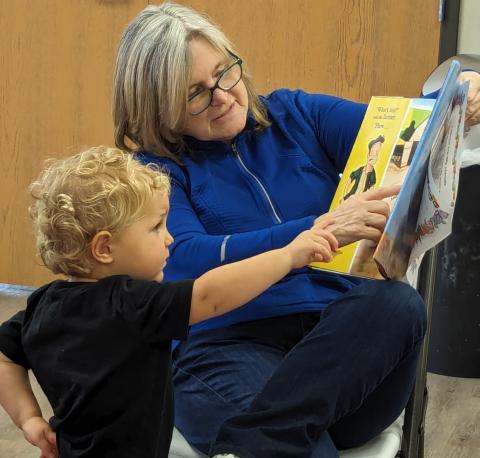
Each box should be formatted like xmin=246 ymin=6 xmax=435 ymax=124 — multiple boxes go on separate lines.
xmin=113 ymin=2 xmax=270 ymax=163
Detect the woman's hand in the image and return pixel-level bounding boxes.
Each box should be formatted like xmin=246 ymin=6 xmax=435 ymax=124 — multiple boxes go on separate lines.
xmin=314 ymin=185 xmax=401 ymax=247
xmin=459 ymin=71 xmax=480 ymax=127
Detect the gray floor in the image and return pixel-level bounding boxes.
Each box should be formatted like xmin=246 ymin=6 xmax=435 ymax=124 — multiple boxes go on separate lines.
xmin=0 ymin=284 xmax=478 ymax=457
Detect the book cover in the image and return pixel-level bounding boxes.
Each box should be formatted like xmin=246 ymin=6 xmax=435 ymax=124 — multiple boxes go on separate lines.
xmin=310 ymin=60 xmax=467 ymax=280
xmin=310 ymin=97 xmax=435 ymax=279
xmin=375 ymin=61 xmax=468 ymax=280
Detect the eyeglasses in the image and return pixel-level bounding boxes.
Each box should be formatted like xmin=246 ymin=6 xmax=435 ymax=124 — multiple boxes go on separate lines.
xmin=187 ymin=55 xmax=243 ymax=116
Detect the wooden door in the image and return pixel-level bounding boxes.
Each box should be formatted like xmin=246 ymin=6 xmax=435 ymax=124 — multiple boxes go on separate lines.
xmin=184 ymin=0 xmax=441 ymax=99
xmin=0 ymin=0 xmax=441 ymax=286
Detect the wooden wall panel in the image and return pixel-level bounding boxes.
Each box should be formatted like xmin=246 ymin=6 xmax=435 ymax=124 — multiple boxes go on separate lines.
xmin=0 ymin=0 xmax=149 ymax=286
xmin=0 ymin=0 xmax=440 ymax=286
xmin=183 ymin=0 xmax=440 ymax=99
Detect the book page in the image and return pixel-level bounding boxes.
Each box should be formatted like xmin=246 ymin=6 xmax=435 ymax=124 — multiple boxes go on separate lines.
xmin=410 ymin=81 xmax=468 ymax=261
xmin=350 ymin=99 xmax=435 ymax=278
xmin=373 ymin=60 xmax=466 ymax=280
xmin=310 ymin=97 xmax=411 ymax=278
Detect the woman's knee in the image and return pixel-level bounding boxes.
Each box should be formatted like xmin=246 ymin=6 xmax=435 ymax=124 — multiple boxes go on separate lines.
xmin=386 ymin=281 xmax=426 ymax=330
xmin=343 ymin=280 xmax=427 ymax=338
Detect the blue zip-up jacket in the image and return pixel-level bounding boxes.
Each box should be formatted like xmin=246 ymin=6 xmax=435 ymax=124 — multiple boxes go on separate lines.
xmin=139 ymin=89 xmax=368 ymax=335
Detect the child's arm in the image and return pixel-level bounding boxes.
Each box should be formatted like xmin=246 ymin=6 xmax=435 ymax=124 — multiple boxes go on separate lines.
xmin=189 ymin=220 xmax=337 ymax=324
xmin=0 ymin=352 xmax=58 ymax=458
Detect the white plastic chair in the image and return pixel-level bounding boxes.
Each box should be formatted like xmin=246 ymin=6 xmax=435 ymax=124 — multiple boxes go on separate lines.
xmin=169 ymin=413 xmax=404 ymax=458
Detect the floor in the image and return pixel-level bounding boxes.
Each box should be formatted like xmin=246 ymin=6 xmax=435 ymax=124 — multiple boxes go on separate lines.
xmin=0 ymin=284 xmax=478 ymax=457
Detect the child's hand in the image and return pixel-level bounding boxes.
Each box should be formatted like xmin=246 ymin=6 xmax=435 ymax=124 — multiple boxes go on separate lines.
xmin=284 ymin=219 xmax=338 ymax=269
xmin=22 ymin=416 xmax=58 ymax=458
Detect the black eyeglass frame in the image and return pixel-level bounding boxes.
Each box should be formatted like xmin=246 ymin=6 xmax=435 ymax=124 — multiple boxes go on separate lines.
xmin=187 ymin=53 xmax=243 ymax=116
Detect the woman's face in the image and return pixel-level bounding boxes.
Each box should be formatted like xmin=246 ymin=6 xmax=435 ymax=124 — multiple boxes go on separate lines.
xmin=181 ymin=38 xmax=249 ymax=143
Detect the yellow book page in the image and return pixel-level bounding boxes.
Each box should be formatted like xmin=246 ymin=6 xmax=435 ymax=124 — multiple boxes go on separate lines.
xmin=310 ymin=97 xmax=412 ymax=277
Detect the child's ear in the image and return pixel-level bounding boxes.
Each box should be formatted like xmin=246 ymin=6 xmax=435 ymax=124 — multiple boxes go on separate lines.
xmin=90 ymin=231 xmax=114 ymax=264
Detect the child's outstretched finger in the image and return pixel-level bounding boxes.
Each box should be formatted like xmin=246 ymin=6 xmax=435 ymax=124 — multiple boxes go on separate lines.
xmin=313 ymin=243 xmax=333 ymax=263
xmin=320 ymin=229 xmax=338 ymax=251
xmin=312 ymin=229 xmax=338 ymax=252
xmin=313 ymin=250 xmax=330 ymax=263
xmin=314 ymin=217 xmax=335 ymax=230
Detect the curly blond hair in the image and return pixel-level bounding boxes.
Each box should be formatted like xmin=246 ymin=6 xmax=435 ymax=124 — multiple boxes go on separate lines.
xmin=29 ymin=146 xmax=170 ymax=276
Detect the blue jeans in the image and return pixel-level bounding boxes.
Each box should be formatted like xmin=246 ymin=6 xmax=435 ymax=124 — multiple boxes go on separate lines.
xmin=172 ymin=280 xmax=426 ymax=458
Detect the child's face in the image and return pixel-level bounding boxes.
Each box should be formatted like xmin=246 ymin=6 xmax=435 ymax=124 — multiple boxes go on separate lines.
xmin=110 ymin=191 xmax=173 ymax=282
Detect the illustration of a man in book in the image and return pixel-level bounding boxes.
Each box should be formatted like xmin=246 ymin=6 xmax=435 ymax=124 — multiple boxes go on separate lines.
xmin=391 ymin=113 xmax=431 ymax=170
xmin=342 ymin=135 xmax=385 ymax=201
xmin=400 ymin=120 xmax=416 ymax=142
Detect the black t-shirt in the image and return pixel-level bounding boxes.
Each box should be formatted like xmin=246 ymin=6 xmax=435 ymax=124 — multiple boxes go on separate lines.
xmin=0 ymin=275 xmax=193 ymax=458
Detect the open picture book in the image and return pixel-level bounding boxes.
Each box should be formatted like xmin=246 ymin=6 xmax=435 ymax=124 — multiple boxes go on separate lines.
xmin=310 ymin=60 xmax=468 ymax=280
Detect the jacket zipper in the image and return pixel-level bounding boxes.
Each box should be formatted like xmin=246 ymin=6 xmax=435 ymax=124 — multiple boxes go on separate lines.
xmin=232 ymin=142 xmax=282 ymax=224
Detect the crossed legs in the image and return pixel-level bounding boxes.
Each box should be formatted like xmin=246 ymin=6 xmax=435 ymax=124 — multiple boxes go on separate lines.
xmin=173 ymin=281 xmax=426 ymax=458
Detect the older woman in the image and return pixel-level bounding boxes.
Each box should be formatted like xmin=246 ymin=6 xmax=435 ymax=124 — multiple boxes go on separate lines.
xmin=113 ymin=3 xmax=428 ymax=457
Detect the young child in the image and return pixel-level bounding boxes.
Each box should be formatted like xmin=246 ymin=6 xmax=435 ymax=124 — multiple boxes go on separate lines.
xmin=0 ymin=146 xmax=337 ymax=458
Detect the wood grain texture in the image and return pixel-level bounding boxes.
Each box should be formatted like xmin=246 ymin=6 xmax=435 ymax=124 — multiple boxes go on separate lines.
xmin=0 ymin=1 xmax=440 ymax=286
xmin=0 ymin=0 xmax=149 ymax=286
xmin=182 ymin=0 xmax=440 ymax=99
xmin=425 ymin=372 xmax=480 ymax=458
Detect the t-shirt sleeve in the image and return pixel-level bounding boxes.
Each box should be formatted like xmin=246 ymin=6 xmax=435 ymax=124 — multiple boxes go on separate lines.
xmin=113 ymin=277 xmax=194 ymax=344
xmin=0 ymin=310 xmax=30 ymax=368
